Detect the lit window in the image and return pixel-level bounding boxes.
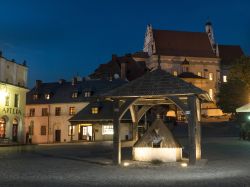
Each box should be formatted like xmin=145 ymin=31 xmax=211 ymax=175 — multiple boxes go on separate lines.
xmin=209 ymin=73 xmax=213 ymax=81
xmin=14 ymin=94 xmax=19 ymax=107
xmin=55 ymin=107 xmax=61 ymax=116
xmin=40 ymin=126 xmax=46 ymax=135
xmin=102 ymin=125 xmax=113 ymax=135
xmin=5 ymin=95 xmax=9 ymax=106
xmin=197 ymin=72 xmax=202 ymax=77
xmin=45 ymin=94 xmax=50 ymax=100
xmin=68 ymin=126 xmax=75 ymax=136
xmin=91 ymin=107 xmax=99 ymax=114
xmin=33 ymin=94 xmax=38 ymax=100
xmin=72 ymin=92 xmax=78 ymax=98
xmin=223 ymin=75 xmax=227 ymax=82
xmin=173 ymin=71 xmax=178 ymax=76
xmin=41 ymin=108 xmax=48 ymax=116
xmin=84 ymin=91 xmax=91 ymax=97
xmin=29 ymin=108 xmax=35 ymax=117
xmin=209 ymin=89 xmax=213 ymax=100
xmin=69 ymin=107 xmax=75 ymax=115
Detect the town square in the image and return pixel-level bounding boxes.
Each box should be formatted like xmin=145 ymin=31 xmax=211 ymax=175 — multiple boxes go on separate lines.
xmin=0 ymin=0 xmax=250 ymax=186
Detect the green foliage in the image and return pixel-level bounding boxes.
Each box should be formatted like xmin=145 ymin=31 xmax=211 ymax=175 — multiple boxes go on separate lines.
xmin=217 ymin=79 xmax=249 ymax=113
xmin=228 ymin=56 xmax=250 ymax=87
xmin=217 ymin=56 xmax=250 ymax=113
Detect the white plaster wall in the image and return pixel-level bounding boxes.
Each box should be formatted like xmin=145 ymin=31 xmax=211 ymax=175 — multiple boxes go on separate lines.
xmin=25 ymin=102 xmax=88 ymax=144
xmin=133 ymin=147 xmax=182 ymax=162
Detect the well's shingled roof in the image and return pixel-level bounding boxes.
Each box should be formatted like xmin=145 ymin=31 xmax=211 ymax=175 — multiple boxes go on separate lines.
xmin=218 ymin=45 xmax=244 ymax=65
xmin=103 ymin=68 xmax=206 ymax=97
xmin=69 ymin=100 xmax=131 ymax=123
xmin=153 ymin=29 xmax=216 ymax=58
xmin=134 ymin=117 xmax=181 ymax=148
xmin=26 ymin=79 xmax=127 ymax=104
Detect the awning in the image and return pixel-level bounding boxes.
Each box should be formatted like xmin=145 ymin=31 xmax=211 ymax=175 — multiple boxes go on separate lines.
xmin=236 ymin=103 xmax=250 ymax=113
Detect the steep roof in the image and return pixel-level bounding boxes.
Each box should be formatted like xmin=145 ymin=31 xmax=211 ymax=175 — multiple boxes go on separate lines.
xmin=218 ymin=45 xmax=244 ymax=65
xmin=26 ymin=79 xmax=127 ymax=104
xmin=153 ymin=29 xmax=216 ymax=58
xmin=134 ymin=117 xmax=181 ymax=148
xmin=89 ymin=54 xmax=149 ymax=81
xmin=69 ymin=100 xmax=131 ymax=123
xmin=104 ymin=68 xmax=207 ymax=98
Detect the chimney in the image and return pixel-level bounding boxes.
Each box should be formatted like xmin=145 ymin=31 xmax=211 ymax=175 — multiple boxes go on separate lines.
xmin=120 ymin=61 xmax=127 ymax=80
xmin=72 ymin=77 xmax=77 ymax=85
xmin=58 ymin=79 xmax=66 ymax=84
xmin=35 ymin=80 xmax=42 ymax=88
xmin=112 ymin=54 xmax=117 ymax=61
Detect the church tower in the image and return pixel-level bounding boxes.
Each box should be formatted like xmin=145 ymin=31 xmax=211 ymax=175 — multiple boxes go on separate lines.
xmin=205 ymin=21 xmax=217 ymax=55
xmin=143 ymin=24 xmax=155 ymax=56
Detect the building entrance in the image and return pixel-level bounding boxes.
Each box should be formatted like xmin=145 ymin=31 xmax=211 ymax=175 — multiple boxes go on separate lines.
xmin=12 ymin=119 xmax=18 ymax=142
xmin=79 ymin=125 xmax=92 ymax=141
xmin=0 ymin=118 xmax=6 ymax=138
xmin=55 ymin=130 xmax=61 ymax=142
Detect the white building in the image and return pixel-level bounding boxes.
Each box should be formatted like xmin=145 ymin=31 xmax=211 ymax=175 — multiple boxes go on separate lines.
xmin=25 ymin=78 xmax=126 ymax=144
xmin=0 ymin=52 xmax=28 ymax=143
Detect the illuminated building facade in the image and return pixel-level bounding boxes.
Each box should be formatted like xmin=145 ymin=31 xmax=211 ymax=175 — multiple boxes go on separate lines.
xmin=25 ymin=78 xmax=126 ymax=144
xmin=0 ymin=52 xmax=28 ymax=143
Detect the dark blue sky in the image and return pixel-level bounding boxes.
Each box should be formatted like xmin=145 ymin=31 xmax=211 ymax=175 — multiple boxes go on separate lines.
xmin=0 ymin=0 xmax=249 ymax=88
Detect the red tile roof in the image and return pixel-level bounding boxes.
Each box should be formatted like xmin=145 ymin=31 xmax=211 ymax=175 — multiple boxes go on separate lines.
xmin=153 ymin=29 xmax=216 ymax=58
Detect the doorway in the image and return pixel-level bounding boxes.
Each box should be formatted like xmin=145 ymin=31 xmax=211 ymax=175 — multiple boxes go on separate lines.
xmin=55 ymin=130 xmax=61 ymax=142
xmin=12 ymin=119 xmax=18 ymax=142
xmin=0 ymin=118 xmax=6 ymax=139
xmin=79 ymin=125 xmax=92 ymax=141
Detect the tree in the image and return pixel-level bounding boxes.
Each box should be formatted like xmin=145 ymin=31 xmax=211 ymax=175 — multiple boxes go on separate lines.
xmin=217 ymin=79 xmax=249 ymax=113
xmin=217 ymin=56 xmax=250 ymax=113
xmin=228 ymin=56 xmax=250 ymax=87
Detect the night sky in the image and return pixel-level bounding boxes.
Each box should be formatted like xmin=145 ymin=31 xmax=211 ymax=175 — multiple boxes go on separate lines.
xmin=0 ymin=0 xmax=249 ymax=88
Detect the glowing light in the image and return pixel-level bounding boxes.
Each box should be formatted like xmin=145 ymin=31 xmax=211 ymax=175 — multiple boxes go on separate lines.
xmin=0 ymin=90 xmax=8 ymax=104
xmin=123 ymin=162 xmax=130 ymax=167
xmin=181 ymin=162 xmax=188 ymax=167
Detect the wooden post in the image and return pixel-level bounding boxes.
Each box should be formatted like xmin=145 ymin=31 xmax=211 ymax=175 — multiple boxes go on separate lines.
xmin=129 ymin=105 xmax=139 ymax=142
xmin=113 ymin=99 xmax=121 ymax=165
xmin=195 ymin=98 xmax=201 ymax=159
xmin=187 ymin=95 xmax=199 ymax=165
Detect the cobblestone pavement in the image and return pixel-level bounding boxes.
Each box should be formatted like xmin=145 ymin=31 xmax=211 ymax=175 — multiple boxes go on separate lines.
xmin=0 ymin=137 xmax=250 ymax=187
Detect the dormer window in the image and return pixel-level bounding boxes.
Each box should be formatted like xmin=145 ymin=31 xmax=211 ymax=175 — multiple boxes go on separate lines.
xmin=72 ymin=92 xmax=78 ymax=98
xmin=84 ymin=91 xmax=91 ymax=97
xmin=91 ymin=107 xmax=99 ymax=114
xmin=33 ymin=94 xmax=38 ymax=100
xmin=45 ymin=94 xmax=50 ymax=100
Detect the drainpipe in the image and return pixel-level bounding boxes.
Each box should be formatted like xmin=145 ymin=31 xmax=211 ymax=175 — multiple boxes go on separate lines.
xmin=47 ymin=104 xmax=50 ymax=144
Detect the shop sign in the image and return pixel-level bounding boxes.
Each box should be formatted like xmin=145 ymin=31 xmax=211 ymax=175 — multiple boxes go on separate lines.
xmin=2 ymin=107 xmax=22 ymax=115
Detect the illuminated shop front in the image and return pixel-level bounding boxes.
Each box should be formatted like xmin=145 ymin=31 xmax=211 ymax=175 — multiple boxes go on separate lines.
xmin=69 ymin=100 xmax=133 ymax=142
xmin=0 ymin=83 xmax=28 ymax=143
